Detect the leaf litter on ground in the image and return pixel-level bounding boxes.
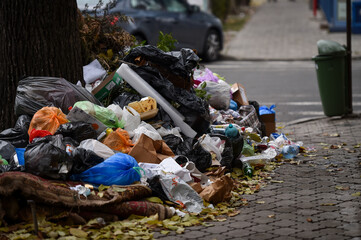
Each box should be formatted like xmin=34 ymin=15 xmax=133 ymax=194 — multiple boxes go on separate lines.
xmin=3 ymin=159 xmax=285 ymax=239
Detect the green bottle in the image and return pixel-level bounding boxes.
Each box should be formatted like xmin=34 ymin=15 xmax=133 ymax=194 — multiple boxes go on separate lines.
xmin=242 ymin=161 xmax=253 ymax=178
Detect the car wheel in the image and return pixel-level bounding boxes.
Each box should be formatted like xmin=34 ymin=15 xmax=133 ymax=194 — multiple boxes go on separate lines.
xmin=203 ymin=30 xmax=221 ymax=62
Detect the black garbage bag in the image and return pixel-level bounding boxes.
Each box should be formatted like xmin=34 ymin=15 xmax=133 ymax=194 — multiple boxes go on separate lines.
xmin=0 ymin=140 xmax=16 ymax=161
xmin=24 ymin=135 xmax=73 ymax=180
xmin=162 ymin=134 xmax=212 ymax=172
xmin=130 ymin=66 xmax=211 ymax=135
xmin=123 ymin=46 xmax=210 ymax=135
xmin=112 ymin=91 xmax=141 ymax=108
xmin=55 ymin=122 xmax=97 ymax=143
xmin=0 ymin=140 xmax=26 ymax=173
xmin=147 ymin=175 xmax=172 ymax=203
xmin=0 ymin=115 xmax=31 ymax=148
xmin=123 ymin=46 xmax=199 ymax=86
xmin=15 ymin=76 xmax=101 ymax=117
xmin=209 ymin=134 xmax=234 ymax=170
xmin=70 ymin=148 xmax=104 ymax=174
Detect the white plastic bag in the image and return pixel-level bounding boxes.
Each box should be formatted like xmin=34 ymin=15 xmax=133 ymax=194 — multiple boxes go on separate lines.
xmin=121 ymin=106 xmax=141 ymax=133
xmin=159 ymin=157 xmax=192 ymax=183
xmin=157 ymin=126 xmax=183 ymax=140
xmin=159 ymin=173 xmax=205 ymax=213
xmin=132 ymin=121 xmax=162 ymax=143
xmin=239 ymin=148 xmax=277 ymax=166
xmin=199 ymin=134 xmax=223 ymax=162
xmin=83 ymin=59 xmax=107 ymax=84
xmin=107 ymin=104 xmax=123 ymax=121
xmin=198 ymin=80 xmax=231 ymax=110
xmin=78 ymin=139 xmax=115 ymax=159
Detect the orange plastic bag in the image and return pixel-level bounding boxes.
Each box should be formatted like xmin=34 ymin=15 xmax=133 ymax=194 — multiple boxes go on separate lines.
xmin=102 ymin=128 xmax=134 ymax=153
xmin=28 ymin=107 xmax=68 ymax=136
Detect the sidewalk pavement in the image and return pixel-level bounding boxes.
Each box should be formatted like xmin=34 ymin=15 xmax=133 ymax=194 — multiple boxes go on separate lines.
xmin=154 ymin=115 xmax=361 ymax=240
xmin=222 ymin=0 xmax=361 ymax=60
xmin=152 ymin=1 xmax=361 ymax=238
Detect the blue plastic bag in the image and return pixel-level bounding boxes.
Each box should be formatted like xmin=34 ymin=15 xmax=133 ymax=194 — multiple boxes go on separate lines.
xmin=259 ymin=105 xmax=276 ymax=115
xmin=229 ymin=99 xmax=238 ymax=111
xmin=70 ymin=153 xmax=141 ymax=186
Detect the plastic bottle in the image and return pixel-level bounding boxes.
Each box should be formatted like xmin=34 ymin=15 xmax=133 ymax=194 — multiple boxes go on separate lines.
xmin=225 ymin=124 xmax=244 ymax=159
xmin=242 ymin=161 xmax=253 ymax=177
xmin=281 ymin=144 xmax=300 ymax=159
xmin=225 ymin=124 xmax=240 ymax=139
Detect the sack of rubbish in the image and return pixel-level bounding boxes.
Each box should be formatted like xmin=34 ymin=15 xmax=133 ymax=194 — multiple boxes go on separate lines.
xmin=78 ymin=139 xmax=115 ymax=159
xmin=159 ymin=173 xmax=205 ymax=213
xmin=70 ymin=152 xmax=141 ymax=186
xmin=73 ymin=101 xmax=124 ymax=129
xmin=24 ymin=135 xmax=73 ymax=180
xmin=162 ymin=134 xmax=212 ymax=173
xmin=0 ymin=115 xmax=31 ymax=148
xmin=14 ymin=76 xmax=101 ymax=116
xmin=102 ymin=128 xmax=134 ymax=154
xmin=70 ymin=148 xmax=104 ymax=174
xmin=28 ymin=107 xmax=68 ymax=136
xmin=197 ymin=80 xmax=231 ymax=110
xmin=55 ymin=122 xmax=97 ymax=143
xmin=122 ymin=46 xmax=211 ymax=136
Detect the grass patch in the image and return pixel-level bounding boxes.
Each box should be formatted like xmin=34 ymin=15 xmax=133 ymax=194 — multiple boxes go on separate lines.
xmin=223 ymin=14 xmax=250 ymax=32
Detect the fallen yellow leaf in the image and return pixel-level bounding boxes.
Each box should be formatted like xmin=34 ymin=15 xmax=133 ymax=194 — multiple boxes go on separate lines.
xmin=70 ymin=228 xmax=88 ymax=238
xmin=256 ymin=201 xmax=265 ymax=204
xmin=351 ymin=192 xmax=360 ymax=197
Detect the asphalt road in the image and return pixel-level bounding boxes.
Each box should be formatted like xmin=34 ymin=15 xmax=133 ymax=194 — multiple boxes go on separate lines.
xmin=205 ymin=60 xmax=361 ymax=124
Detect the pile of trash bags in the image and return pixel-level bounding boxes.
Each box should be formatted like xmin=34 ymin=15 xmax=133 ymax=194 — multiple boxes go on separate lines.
xmin=0 ymin=46 xmax=302 ymax=216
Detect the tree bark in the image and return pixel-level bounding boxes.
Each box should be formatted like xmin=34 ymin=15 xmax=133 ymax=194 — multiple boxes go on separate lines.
xmin=0 ymin=0 xmax=83 ymax=130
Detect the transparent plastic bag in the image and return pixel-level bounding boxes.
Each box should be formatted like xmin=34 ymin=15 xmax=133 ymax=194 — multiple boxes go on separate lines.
xmin=73 ymin=101 xmax=124 ymax=129
xmin=159 ymin=173 xmax=204 ymax=213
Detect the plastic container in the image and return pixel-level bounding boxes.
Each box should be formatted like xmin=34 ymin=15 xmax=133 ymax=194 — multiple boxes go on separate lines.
xmin=312 ymin=40 xmax=347 ymax=116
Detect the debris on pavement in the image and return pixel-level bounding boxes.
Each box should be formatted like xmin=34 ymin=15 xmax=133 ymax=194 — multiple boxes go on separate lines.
xmin=0 ymin=46 xmax=308 ymax=239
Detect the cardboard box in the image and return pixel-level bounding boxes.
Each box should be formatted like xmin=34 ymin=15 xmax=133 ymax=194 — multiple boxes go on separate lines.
xmin=92 ymin=71 xmax=123 ymax=101
xmin=260 ymin=113 xmax=276 ymax=137
xmin=231 ymin=83 xmax=249 ymax=106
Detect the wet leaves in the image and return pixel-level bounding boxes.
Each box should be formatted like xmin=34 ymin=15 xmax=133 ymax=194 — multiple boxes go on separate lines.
xmin=320 ymin=203 xmax=336 ymax=206
xmin=335 ymin=186 xmax=350 ymax=191
xmin=351 ymin=192 xmax=360 ymax=197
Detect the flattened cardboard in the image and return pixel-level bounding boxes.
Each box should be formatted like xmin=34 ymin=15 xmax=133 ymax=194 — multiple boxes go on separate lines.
xmin=260 ymin=113 xmax=276 ymax=137
xmin=92 ymin=71 xmax=123 ymax=101
xmin=231 ymin=83 xmax=249 ymax=106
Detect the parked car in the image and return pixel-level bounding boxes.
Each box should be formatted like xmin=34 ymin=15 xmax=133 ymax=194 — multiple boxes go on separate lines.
xmin=77 ymin=0 xmax=223 ymax=61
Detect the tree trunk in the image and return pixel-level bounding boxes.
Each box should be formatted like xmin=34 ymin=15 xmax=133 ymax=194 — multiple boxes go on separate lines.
xmin=0 ymin=0 xmax=83 ymax=130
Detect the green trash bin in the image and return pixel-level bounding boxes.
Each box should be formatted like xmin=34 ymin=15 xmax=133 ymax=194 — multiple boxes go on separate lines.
xmin=312 ymin=40 xmax=348 ymax=117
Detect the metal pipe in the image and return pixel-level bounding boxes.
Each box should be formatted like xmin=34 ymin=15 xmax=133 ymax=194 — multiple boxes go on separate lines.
xmin=346 ymin=0 xmax=353 ymax=114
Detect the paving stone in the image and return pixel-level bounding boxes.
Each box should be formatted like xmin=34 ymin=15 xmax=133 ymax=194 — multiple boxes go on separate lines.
xmin=317 ymin=219 xmax=344 ymax=229
xmin=295 ymin=230 xmax=324 ymax=239
xmin=271 ymin=219 xmax=297 ymax=228
xmin=245 ymin=232 xmax=280 ymax=240
xmin=177 ymin=230 xmax=210 ymax=239
xmin=225 ymin=228 xmax=257 ymax=238
xmin=227 ymin=220 xmax=254 ymax=230
xmin=202 ymin=223 xmax=232 ymax=234
xmin=272 ymin=227 xmax=300 ymax=236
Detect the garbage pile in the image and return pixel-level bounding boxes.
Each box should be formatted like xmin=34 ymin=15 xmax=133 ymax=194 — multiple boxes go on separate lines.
xmin=0 ymin=46 xmax=303 ymax=229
